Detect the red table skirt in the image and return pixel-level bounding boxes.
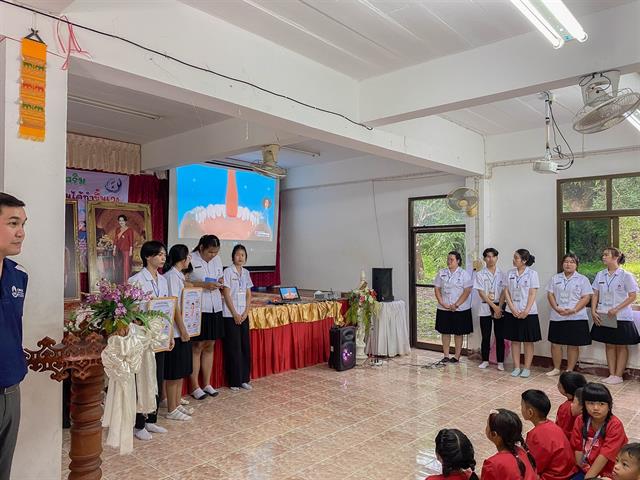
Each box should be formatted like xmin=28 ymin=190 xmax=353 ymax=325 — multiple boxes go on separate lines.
xmin=183 ymin=316 xmax=335 ymax=391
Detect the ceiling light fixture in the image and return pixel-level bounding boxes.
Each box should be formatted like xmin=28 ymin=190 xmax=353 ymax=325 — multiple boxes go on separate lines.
xmin=68 ymin=95 xmax=163 ymax=121
xmin=510 ymin=0 xmax=587 ymax=49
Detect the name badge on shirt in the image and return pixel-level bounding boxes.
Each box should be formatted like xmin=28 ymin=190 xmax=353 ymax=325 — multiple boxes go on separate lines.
xmin=558 ymin=290 xmax=570 ymax=306
xmin=237 ymin=291 xmax=247 ymax=309
xmin=602 ymin=291 xmax=614 ymax=307
xmin=513 ymin=290 xmax=522 ymax=303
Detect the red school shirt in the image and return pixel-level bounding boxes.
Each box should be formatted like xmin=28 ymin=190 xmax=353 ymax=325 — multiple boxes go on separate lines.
xmin=481 ymin=448 xmax=538 ymax=480
xmin=570 ymin=415 xmax=628 ymax=478
xmin=526 ymin=419 xmax=578 ymax=480
xmin=556 ymin=400 xmax=576 ymax=440
xmin=426 ymin=472 xmax=472 ymax=480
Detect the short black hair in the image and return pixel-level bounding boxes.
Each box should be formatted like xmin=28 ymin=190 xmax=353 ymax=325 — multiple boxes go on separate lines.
xmin=117 ymin=214 xmax=128 ymax=222
xmin=483 ymin=248 xmax=499 ymax=258
xmin=620 ymin=443 xmax=640 ymax=463
xmin=448 ymin=250 xmax=462 ymax=265
xmin=166 ymin=244 xmax=193 ymax=274
xmin=561 ymin=252 xmax=580 ymax=266
xmin=521 ymin=389 xmax=551 ymax=417
xmin=0 ymin=192 xmax=25 ymax=212
xmin=193 ymin=234 xmax=220 ymax=252
xmin=232 ymin=244 xmax=247 ymax=262
xmin=559 ymin=371 xmax=587 ymax=398
xmin=140 ymin=241 xmax=166 ymax=267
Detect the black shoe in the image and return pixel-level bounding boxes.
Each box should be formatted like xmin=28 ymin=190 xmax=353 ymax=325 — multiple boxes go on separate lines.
xmin=442 ymin=357 xmax=450 ymax=363
xmin=449 ymin=357 xmax=459 ymax=363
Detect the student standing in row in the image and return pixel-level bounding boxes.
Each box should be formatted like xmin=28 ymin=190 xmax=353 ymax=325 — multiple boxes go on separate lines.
xmin=545 ymin=253 xmax=593 ymax=376
xmin=504 ymin=249 xmax=541 ymax=379
xmin=188 ymin=235 xmax=225 ymax=399
xmin=474 ymin=248 xmax=506 ymax=371
xmin=434 ymin=251 xmax=473 ymax=363
xmin=163 ymin=244 xmax=194 ymax=421
xmin=128 ymin=241 xmax=171 ymax=441
xmin=222 ymin=244 xmax=253 ymax=391
xmin=591 ymin=247 xmax=639 ymax=385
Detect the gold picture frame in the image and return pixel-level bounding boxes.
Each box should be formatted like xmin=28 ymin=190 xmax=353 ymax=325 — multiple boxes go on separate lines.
xmin=64 ymin=200 xmax=81 ymax=302
xmin=86 ymin=201 xmax=152 ymax=291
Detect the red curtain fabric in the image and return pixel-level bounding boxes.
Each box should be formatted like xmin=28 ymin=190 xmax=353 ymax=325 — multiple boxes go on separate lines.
xmin=183 ymin=317 xmax=335 ymax=392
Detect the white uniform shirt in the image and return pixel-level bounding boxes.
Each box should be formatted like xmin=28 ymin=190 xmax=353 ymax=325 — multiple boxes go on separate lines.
xmin=505 ymin=267 xmax=540 ymax=315
xmin=592 ymin=268 xmax=639 ymax=321
xmin=189 ymin=251 xmax=223 ymax=313
xmin=128 ymin=268 xmax=169 ymax=311
xmin=222 ymin=266 xmax=253 ymax=317
xmin=545 ymin=271 xmax=593 ymax=321
xmin=473 ymin=267 xmax=505 ymax=317
xmin=163 ymin=267 xmax=185 ymax=338
xmin=434 ymin=267 xmax=473 ymax=311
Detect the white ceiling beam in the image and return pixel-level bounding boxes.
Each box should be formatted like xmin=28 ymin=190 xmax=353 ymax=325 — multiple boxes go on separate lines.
xmin=141 ymin=118 xmax=303 ymax=170
xmin=360 ymin=2 xmax=640 ymax=126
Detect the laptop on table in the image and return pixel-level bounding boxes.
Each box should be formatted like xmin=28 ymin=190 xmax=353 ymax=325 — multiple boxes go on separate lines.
xmin=278 ymin=286 xmax=303 ymax=304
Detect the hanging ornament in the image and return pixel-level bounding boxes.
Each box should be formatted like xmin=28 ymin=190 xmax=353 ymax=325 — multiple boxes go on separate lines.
xmin=19 ymin=29 xmax=47 ymax=141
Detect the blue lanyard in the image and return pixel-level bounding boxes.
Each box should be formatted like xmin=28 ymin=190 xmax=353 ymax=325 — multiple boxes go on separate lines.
xmin=561 ymin=275 xmax=574 ymax=290
xmin=484 ymin=270 xmax=497 ymax=291
xmin=581 ymin=418 xmax=604 ymax=465
xmin=150 ymin=278 xmax=159 ymax=297
xmin=604 ymin=273 xmax=617 ymax=292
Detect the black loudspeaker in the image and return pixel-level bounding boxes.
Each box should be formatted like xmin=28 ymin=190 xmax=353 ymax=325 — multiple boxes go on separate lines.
xmin=329 ymin=326 xmax=356 ymax=371
xmin=372 ymin=268 xmax=394 ymax=302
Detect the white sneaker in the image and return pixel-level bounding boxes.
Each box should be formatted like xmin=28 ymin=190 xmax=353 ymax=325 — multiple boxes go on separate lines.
xmin=546 ymin=368 xmax=561 ymax=377
xmin=191 ymin=388 xmax=207 ymax=400
xmin=497 ymin=363 xmax=505 ymax=371
xmin=478 ymin=361 xmax=489 ymax=369
xmin=607 ymin=376 xmax=624 ymax=385
xmin=602 ymin=375 xmax=614 ymax=383
xmin=178 ymin=405 xmax=194 ymax=415
xmin=166 ymin=408 xmax=192 ymax=421
xmin=241 ymin=382 xmax=253 ymax=390
xmin=180 ymin=398 xmax=190 ymax=406
xmin=230 ymin=386 xmax=240 ymax=392
xmin=134 ymin=428 xmax=152 ymax=441
xmin=145 ymin=423 xmax=167 ymax=433
xmin=203 ymin=385 xmax=219 ymax=397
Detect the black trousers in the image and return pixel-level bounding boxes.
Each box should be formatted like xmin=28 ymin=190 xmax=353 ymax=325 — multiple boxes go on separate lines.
xmin=135 ymin=351 xmax=165 ymax=429
xmin=480 ymin=314 xmax=505 ymax=362
xmin=223 ymin=317 xmax=251 ymax=387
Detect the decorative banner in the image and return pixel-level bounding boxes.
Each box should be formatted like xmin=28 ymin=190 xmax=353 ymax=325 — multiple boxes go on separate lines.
xmin=181 ymin=287 xmax=203 ymax=337
xmin=19 ymin=36 xmax=47 ymax=141
xmin=66 ymin=169 xmax=129 ymax=272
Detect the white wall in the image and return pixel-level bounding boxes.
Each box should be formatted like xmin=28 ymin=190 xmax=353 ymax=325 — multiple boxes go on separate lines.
xmin=485 ymin=148 xmax=640 ymax=368
xmin=280 ymin=164 xmax=464 ymax=306
xmin=0 ymin=40 xmax=67 ymax=479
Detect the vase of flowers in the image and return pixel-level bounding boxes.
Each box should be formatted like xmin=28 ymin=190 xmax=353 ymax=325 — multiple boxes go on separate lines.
xmin=65 ymin=280 xmax=162 ymax=337
xmin=345 ymin=276 xmax=379 ymax=361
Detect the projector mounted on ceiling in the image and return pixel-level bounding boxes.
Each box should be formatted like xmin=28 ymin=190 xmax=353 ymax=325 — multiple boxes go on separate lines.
xmin=532 ymin=92 xmax=559 ymax=174
xmin=251 ymin=144 xmax=287 ymax=179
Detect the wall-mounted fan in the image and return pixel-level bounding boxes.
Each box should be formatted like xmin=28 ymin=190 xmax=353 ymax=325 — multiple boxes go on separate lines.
xmin=252 ymin=144 xmax=287 ymax=179
xmin=446 ymin=187 xmax=479 ymax=217
xmin=573 ymin=71 xmax=640 ymax=134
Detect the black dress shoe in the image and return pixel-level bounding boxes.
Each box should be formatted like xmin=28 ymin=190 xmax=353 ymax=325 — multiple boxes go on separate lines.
xmin=442 ymin=357 xmax=450 ymax=363
xmin=449 ymin=357 xmax=459 ymax=363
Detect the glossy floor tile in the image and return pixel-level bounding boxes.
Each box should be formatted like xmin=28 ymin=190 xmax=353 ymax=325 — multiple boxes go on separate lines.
xmin=62 ymin=350 xmax=640 ymax=480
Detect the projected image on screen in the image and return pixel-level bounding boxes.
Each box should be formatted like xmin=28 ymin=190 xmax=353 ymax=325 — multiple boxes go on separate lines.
xmin=177 ymin=164 xmax=276 ymax=241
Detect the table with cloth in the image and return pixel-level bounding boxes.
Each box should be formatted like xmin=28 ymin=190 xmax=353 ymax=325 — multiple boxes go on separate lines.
xmin=199 ymin=291 xmax=345 ymax=388
xmin=365 ymin=300 xmax=411 ymax=357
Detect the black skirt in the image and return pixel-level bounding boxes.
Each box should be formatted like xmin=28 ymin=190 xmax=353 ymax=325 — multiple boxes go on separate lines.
xmin=591 ymin=321 xmax=640 ymax=345
xmin=164 ymin=337 xmax=193 ymax=380
xmin=504 ymin=312 xmax=542 ymax=342
xmin=548 ymin=320 xmax=592 ymax=346
xmin=435 ymin=309 xmax=473 ymax=335
xmin=192 ymin=311 xmax=225 ymax=341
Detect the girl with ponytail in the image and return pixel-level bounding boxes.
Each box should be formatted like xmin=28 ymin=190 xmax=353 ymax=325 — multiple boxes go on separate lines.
xmin=482 ymin=409 xmax=537 ymax=480
xmin=426 ymin=429 xmax=479 ymax=480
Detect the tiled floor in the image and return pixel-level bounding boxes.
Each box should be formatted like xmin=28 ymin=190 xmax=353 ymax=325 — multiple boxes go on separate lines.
xmin=62 ymin=350 xmax=640 ymax=480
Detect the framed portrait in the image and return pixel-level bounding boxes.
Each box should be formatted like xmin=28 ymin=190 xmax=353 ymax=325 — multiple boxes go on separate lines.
xmin=86 ymin=201 xmax=152 ymax=291
xmin=64 ymin=200 xmax=81 ymax=302
xmin=181 ymin=287 xmax=203 ymax=337
xmin=148 ymin=297 xmax=176 ymax=352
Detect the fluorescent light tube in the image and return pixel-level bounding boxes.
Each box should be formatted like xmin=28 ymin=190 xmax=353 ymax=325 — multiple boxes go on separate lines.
xmin=628 ymin=111 xmax=640 ymax=133
xmin=541 ymin=0 xmax=588 ymax=42
xmin=68 ymin=95 xmax=163 ymax=121
xmin=511 ymin=0 xmax=564 ymax=48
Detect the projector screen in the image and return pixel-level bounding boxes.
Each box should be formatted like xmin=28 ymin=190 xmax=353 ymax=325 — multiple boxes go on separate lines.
xmin=168 ymin=164 xmax=279 ymax=270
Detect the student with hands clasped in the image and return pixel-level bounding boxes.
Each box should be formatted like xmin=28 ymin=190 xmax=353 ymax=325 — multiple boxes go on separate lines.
xmin=434 ymin=251 xmax=473 ymax=363
xmin=503 ymin=249 xmax=542 ymax=379
xmin=545 ymin=253 xmax=594 ymax=376
xmin=222 ymin=244 xmax=253 ymax=392
xmin=590 ymin=247 xmax=639 ymax=385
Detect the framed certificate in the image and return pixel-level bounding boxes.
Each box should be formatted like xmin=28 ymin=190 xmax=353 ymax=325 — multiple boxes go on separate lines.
xmin=181 ymin=287 xmax=203 ymax=338
xmin=148 ymin=296 xmax=177 ymax=352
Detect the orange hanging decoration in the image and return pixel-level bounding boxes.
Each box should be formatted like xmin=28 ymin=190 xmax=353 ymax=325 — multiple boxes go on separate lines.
xmin=19 ymin=31 xmax=47 ymax=141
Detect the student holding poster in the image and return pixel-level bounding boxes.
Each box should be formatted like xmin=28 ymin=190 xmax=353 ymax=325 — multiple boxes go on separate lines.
xmin=163 ymin=244 xmax=195 ymax=421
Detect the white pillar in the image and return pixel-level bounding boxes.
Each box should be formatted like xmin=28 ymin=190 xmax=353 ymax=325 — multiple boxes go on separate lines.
xmin=0 ymin=38 xmax=67 ymax=480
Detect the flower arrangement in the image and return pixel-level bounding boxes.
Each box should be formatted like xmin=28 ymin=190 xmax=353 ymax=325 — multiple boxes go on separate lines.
xmin=65 ymin=280 xmax=164 ymax=336
xmin=345 ymin=285 xmax=379 ymax=335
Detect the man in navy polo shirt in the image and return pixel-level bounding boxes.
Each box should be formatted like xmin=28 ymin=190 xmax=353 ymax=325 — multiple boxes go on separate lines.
xmin=0 ymin=192 xmax=28 ymax=480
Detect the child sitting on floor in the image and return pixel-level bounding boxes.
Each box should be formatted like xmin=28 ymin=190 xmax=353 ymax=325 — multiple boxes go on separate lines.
xmin=557 ymin=371 xmax=587 ymax=439
xmin=425 ymin=428 xmax=479 ymax=480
